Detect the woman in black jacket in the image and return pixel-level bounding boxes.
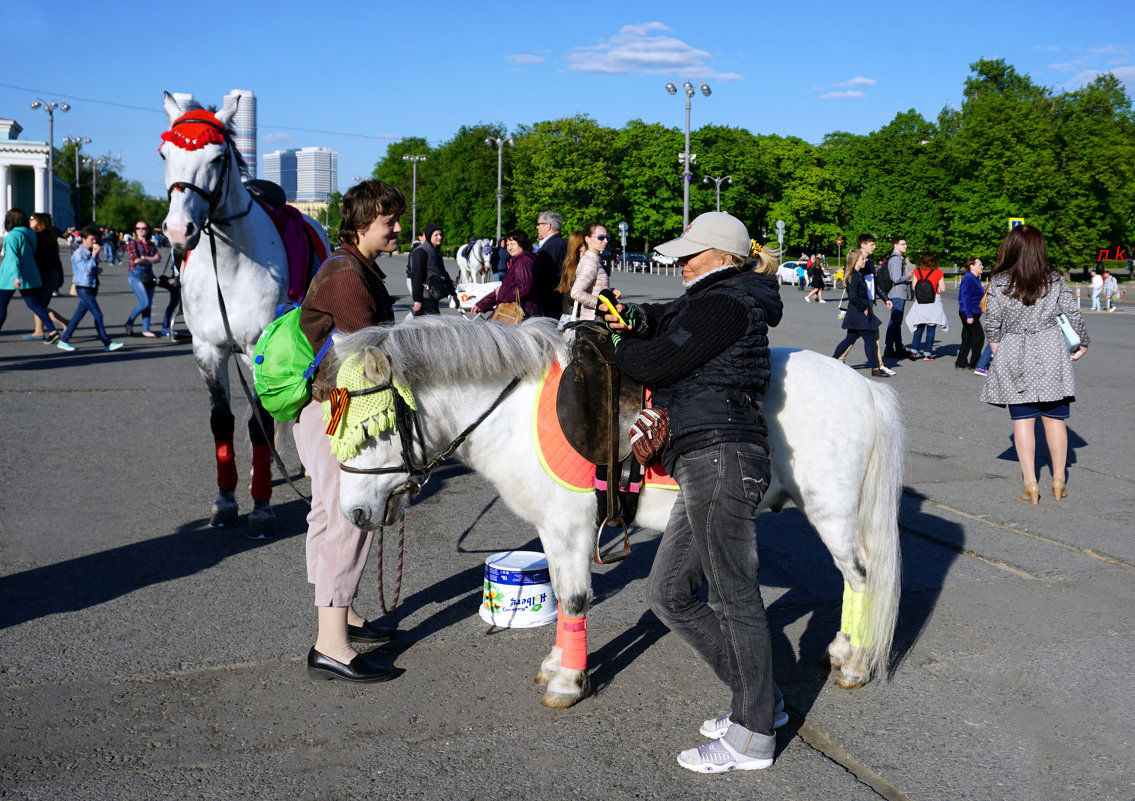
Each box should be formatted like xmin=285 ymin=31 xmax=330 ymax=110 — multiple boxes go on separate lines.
xmin=833 ymin=249 xmax=894 ymax=376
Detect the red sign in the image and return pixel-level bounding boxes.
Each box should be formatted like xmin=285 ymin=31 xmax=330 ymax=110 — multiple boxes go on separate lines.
xmin=836 ymin=237 xmax=843 ymax=246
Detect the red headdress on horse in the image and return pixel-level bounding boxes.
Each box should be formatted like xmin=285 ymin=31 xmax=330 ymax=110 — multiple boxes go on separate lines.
xmin=160 ymin=109 xmax=228 ymax=151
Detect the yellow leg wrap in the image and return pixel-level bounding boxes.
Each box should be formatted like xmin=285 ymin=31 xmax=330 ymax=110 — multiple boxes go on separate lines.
xmin=841 ymin=581 xmax=852 ymax=634
xmin=845 ymin=585 xmax=869 ymax=650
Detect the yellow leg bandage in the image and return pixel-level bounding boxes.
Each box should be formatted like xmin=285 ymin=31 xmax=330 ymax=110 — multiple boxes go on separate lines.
xmin=843 ymin=582 xmax=869 ymax=649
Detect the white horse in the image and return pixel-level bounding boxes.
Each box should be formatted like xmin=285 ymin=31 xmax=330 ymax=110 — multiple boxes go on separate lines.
xmin=332 ymin=317 xmax=903 ymax=708
xmin=456 ymin=238 xmax=495 ymax=284
xmin=160 ymin=92 xmax=331 ymax=537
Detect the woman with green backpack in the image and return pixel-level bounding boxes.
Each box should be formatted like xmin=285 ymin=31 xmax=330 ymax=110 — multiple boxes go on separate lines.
xmin=292 ymin=179 xmax=406 ymax=684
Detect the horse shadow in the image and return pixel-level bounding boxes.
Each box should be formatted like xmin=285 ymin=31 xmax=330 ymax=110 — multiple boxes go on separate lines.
xmin=0 ymin=497 xmax=309 ymax=630
xmin=761 ymin=493 xmax=959 ymax=745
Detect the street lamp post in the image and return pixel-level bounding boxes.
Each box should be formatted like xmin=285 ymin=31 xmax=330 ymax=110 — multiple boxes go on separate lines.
xmin=484 ymin=136 xmax=514 ymax=242
xmin=29 ymin=98 xmax=70 ymax=215
xmin=401 ymin=154 xmax=427 ymax=239
xmin=703 ymin=174 xmax=733 ymax=212
xmin=665 ymin=80 xmax=711 ymax=230
xmin=87 ymin=157 xmax=107 ymax=223
xmin=62 ymin=135 xmax=91 ymax=224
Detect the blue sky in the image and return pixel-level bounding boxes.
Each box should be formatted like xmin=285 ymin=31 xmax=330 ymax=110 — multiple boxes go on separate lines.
xmin=3 ymin=0 xmax=1132 ymax=199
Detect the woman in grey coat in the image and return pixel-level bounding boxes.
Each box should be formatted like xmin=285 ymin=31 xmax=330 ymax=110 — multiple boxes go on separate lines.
xmin=980 ymin=225 xmax=1088 ymax=504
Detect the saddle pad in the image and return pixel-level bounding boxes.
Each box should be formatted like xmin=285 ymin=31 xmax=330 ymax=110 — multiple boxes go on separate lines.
xmin=534 ymin=361 xmax=676 ymax=492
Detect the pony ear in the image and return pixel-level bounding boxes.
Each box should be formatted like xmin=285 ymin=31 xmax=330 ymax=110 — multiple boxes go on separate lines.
xmin=363 ymin=347 xmax=392 ymax=385
xmin=216 ymin=93 xmax=239 ymax=128
xmin=163 ymin=91 xmax=181 ymax=127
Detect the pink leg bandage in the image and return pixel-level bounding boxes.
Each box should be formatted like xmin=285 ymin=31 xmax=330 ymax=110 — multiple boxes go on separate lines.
xmin=215 ymin=438 xmax=237 ymax=491
xmin=250 ymin=444 xmax=272 ymax=501
xmin=556 ymin=604 xmax=588 ymax=671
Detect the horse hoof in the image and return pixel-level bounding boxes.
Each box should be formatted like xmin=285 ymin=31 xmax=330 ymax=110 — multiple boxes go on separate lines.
xmin=534 ymin=669 xmax=553 ymax=687
xmin=835 ymin=674 xmax=868 ymax=690
xmin=247 ymin=503 xmax=277 ymax=540
xmin=541 ymin=673 xmax=589 ymax=709
xmin=822 ymin=654 xmax=842 ymax=671
xmin=210 ymin=492 xmax=239 ymax=528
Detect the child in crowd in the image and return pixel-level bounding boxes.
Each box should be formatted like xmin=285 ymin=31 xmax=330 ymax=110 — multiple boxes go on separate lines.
xmin=57 ymin=226 xmax=123 ymax=353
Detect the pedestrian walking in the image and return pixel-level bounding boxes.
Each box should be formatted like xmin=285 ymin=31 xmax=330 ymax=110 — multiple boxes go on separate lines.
xmin=955 ymin=257 xmax=986 ymax=369
xmin=904 ymin=252 xmax=948 ymax=360
xmin=56 ymin=226 xmax=124 ymax=353
xmin=0 ymin=208 xmax=59 ymax=343
xmin=833 ymin=248 xmax=894 ymax=376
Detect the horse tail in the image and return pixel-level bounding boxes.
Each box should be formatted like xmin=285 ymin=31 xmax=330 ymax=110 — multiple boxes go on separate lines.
xmin=858 ymin=379 xmax=905 ymax=678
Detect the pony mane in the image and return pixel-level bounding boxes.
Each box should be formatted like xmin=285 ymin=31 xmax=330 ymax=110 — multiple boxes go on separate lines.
xmin=332 ymin=316 xmax=568 ymax=387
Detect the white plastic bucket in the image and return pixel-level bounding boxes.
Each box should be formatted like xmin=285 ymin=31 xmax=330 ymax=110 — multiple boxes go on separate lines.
xmin=479 ymin=550 xmax=557 ymax=628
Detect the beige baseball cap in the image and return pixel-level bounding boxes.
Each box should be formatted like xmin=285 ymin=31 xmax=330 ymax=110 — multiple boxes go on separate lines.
xmin=654 ymin=212 xmax=750 ymax=259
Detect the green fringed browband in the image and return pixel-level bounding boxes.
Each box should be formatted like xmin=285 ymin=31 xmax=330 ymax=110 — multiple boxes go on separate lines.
xmin=323 ymin=353 xmax=416 ymax=461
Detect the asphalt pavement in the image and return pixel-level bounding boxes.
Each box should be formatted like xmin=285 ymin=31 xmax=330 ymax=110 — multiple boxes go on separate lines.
xmin=1 ymin=249 xmax=1133 ymax=800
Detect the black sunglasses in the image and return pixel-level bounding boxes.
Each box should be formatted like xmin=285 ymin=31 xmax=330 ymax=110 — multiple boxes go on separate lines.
xmin=594 ymin=234 xmax=609 ymax=241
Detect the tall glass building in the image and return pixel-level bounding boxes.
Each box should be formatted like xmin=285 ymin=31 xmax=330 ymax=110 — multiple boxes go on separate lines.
xmin=223 ymin=89 xmax=257 ymax=180
xmin=263 ymin=146 xmax=338 ymax=202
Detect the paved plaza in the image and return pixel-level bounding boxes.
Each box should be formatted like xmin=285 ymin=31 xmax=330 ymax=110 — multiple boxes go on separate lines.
xmin=1 ymin=251 xmax=1133 ymax=800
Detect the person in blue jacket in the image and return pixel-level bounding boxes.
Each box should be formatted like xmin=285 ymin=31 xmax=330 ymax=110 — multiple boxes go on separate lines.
xmin=56 ymin=226 xmax=123 ymax=352
xmin=955 ymin=257 xmax=986 ymax=370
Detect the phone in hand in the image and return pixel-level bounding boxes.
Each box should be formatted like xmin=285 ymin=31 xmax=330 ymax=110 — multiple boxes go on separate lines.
xmin=597 ymin=288 xmax=627 ymax=328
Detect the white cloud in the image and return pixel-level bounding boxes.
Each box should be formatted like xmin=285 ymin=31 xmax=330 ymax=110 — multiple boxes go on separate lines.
xmin=568 ymin=22 xmax=742 ymax=80
xmin=819 ymin=90 xmax=866 ymax=100
xmin=1034 ymin=44 xmax=1061 ymax=52
xmin=262 ymin=132 xmax=295 ymax=145
xmin=506 ymin=54 xmax=544 ymax=65
xmin=1065 ymin=65 xmax=1135 ymax=89
xmin=834 ymin=76 xmax=877 ymax=88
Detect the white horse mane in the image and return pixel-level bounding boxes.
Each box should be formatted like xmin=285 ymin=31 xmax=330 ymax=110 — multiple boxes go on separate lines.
xmin=332 ymin=316 xmax=569 ymax=387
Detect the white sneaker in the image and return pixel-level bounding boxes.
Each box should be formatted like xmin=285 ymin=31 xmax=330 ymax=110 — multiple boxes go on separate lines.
xmin=700 ymin=698 xmax=788 ymax=739
xmin=876 ymin=366 xmax=896 ymax=376
xmin=804 ymin=296 xmax=812 ymax=302
xmin=818 ymin=299 xmax=827 ymax=303
xmin=677 ymin=737 xmax=773 ymax=773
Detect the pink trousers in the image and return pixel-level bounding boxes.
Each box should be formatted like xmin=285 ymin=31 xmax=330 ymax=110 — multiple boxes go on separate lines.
xmin=293 ymin=401 xmax=374 ymax=607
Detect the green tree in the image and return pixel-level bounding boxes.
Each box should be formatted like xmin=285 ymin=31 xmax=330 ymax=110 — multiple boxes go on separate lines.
xmin=611 ymin=120 xmax=684 ymax=251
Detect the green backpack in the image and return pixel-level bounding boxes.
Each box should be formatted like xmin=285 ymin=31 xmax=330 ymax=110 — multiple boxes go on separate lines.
xmin=252 ymin=306 xmax=336 ymax=422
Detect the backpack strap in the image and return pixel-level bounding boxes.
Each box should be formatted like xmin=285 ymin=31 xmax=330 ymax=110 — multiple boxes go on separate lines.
xmin=304 ymin=330 xmax=337 ymax=380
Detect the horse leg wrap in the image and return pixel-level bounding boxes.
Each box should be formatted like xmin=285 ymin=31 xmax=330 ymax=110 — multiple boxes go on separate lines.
xmin=843 ymin=581 xmax=869 ymax=649
xmin=215 ymin=438 xmax=238 ymax=491
xmin=556 ymin=605 xmax=588 ymax=671
xmin=250 ymin=444 xmax=272 ymax=501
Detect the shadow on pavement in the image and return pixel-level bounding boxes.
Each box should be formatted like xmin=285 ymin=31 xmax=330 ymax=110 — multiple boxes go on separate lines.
xmin=0 ymin=497 xmax=308 ymax=631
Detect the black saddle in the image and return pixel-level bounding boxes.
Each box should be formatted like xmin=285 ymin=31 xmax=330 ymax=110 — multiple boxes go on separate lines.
xmin=556 ymin=322 xmax=646 ymax=563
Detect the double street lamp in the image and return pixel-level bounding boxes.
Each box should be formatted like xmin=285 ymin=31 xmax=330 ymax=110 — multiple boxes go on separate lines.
xmin=485 ymin=136 xmax=514 ymax=242
xmin=402 ymin=154 xmax=427 ymax=239
xmin=703 ymin=174 xmax=733 ymax=212
xmin=62 ymin=136 xmax=91 ymax=223
xmin=29 ymin=98 xmax=70 ymax=214
xmin=665 ymin=81 xmax=711 ymax=230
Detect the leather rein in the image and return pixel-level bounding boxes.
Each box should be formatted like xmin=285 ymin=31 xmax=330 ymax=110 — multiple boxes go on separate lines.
xmin=339 ymin=372 xmax=523 ymax=502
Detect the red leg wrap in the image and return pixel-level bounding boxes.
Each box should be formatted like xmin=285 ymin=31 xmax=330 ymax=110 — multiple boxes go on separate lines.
xmin=250 ymin=444 xmax=272 ymax=501
xmin=558 ymin=606 xmax=588 ymax=672
xmin=215 ymin=438 xmax=237 ymax=491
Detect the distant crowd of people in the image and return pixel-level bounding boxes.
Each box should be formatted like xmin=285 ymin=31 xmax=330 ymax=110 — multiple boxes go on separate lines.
xmin=1 ymin=210 xmax=180 ymax=349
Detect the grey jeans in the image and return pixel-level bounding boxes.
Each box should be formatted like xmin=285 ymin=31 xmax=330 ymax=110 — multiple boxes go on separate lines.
xmin=650 ymin=442 xmax=776 ymax=754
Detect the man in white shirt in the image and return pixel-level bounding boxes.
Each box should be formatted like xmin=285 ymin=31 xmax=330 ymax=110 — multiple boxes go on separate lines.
xmin=1090 ymin=269 xmax=1103 ymax=311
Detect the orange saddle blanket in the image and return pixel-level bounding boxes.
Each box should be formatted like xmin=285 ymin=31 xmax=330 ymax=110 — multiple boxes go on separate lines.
xmin=533 ymin=360 xmax=677 ymax=493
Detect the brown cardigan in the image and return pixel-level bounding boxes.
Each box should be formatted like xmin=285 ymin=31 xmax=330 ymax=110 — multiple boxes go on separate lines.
xmin=300 ymin=243 xmax=394 ymax=401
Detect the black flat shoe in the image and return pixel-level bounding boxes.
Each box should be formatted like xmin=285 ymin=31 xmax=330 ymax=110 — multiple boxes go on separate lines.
xmin=347 ymin=620 xmax=397 ymax=644
xmin=306 ymin=647 xmax=396 ymax=683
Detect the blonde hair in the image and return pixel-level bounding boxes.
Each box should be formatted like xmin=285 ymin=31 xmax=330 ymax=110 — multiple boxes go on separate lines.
xmin=710 ymin=248 xmax=746 ymax=268
xmin=747 ymin=242 xmax=779 ymax=275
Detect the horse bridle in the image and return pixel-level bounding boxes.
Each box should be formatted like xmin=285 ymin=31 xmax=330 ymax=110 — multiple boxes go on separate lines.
xmin=165 ymin=116 xmax=252 ymax=230
xmin=338 ymin=368 xmax=523 ymax=503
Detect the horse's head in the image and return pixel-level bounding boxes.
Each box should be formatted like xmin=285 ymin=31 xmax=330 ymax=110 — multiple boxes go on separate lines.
xmin=332 ymin=346 xmax=420 ymax=530
xmin=159 ymin=91 xmax=241 ymax=253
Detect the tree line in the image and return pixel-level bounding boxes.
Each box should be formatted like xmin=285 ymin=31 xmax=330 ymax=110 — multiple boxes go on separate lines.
xmin=54 ymin=141 xmax=170 ymax=233
xmin=363 ymin=59 xmax=1134 ymax=271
